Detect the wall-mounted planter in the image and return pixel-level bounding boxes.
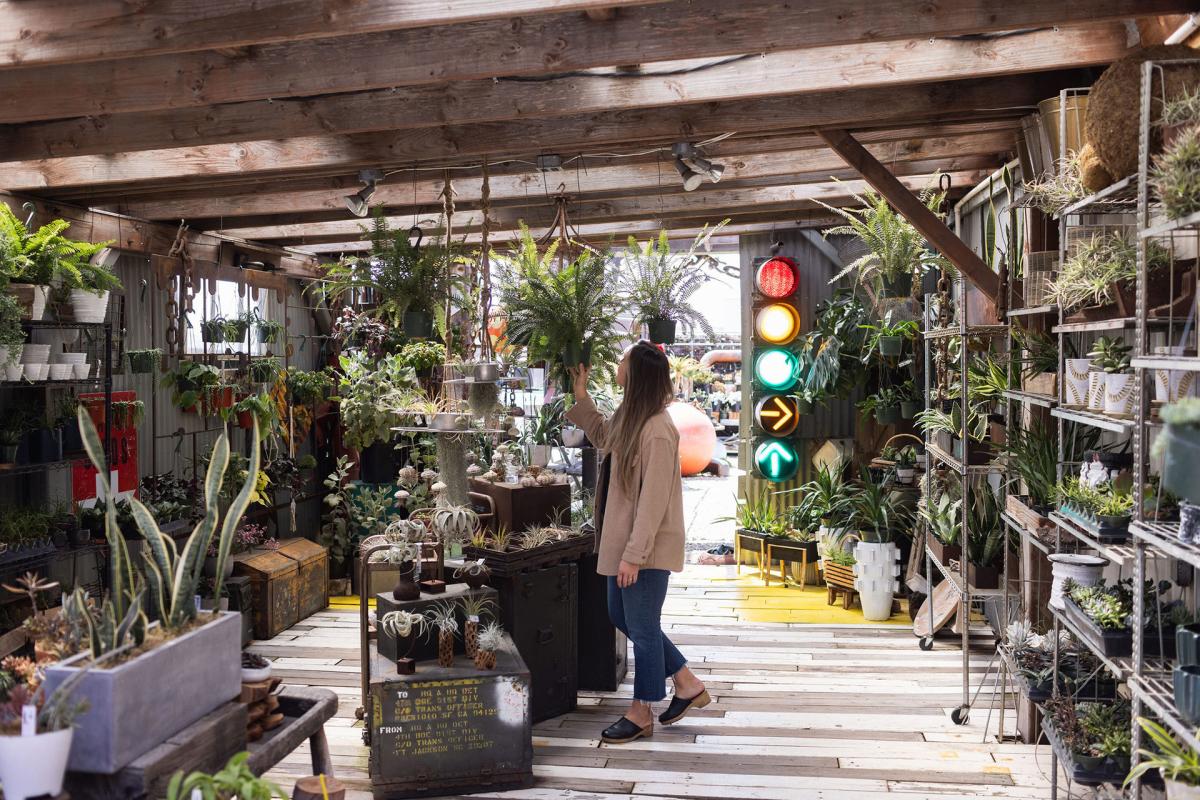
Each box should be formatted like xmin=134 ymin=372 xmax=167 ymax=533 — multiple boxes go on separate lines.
xmin=42 ymin=611 xmax=241 ymax=773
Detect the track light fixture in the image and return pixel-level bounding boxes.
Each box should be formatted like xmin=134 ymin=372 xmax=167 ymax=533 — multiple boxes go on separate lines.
xmin=671 ymin=142 xmax=725 ymax=192
xmin=344 ymin=169 xmax=384 ymax=217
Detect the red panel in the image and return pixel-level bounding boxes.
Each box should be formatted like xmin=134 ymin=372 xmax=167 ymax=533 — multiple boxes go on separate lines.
xmin=73 ymin=391 xmax=139 ymax=505
xmin=755 ymin=256 xmax=797 ymax=298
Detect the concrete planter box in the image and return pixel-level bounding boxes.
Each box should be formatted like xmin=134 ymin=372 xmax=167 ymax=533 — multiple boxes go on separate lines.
xmin=43 ymin=611 xmax=241 ymax=773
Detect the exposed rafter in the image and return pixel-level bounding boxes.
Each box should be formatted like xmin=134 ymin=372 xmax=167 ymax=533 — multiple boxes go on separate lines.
xmin=0 ymin=21 xmax=1133 ymax=160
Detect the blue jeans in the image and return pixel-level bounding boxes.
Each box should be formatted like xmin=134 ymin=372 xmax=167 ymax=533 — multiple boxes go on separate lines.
xmin=607 ymin=570 xmax=687 ymax=702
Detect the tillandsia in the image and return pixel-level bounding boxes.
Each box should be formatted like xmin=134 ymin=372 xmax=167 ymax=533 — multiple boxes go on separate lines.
xmin=1047 ymin=231 xmax=1170 ymax=311
xmin=476 ymin=621 xmax=505 ymax=653
xmin=1022 ymin=153 xmax=1086 ymax=216
xmin=424 ymin=600 xmax=460 ymax=634
xmin=379 ymin=610 xmax=429 ymax=640
xmin=459 ymin=594 xmax=495 ymax=622
xmin=1153 ymin=124 xmax=1200 ymax=219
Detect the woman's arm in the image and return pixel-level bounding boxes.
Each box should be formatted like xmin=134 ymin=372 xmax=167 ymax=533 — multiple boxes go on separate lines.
xmin=565 ymin=366 xmax=611 ymax=450
xmin=621 ymin=433 xmax=675 ymax=566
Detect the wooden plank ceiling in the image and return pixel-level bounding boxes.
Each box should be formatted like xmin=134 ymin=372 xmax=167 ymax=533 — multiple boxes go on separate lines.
xmin=0 ymin=1 xmax=1190 ymax=259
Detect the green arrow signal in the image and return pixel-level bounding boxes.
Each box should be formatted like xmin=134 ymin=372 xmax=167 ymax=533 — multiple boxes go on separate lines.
xmin=754 ymin=440 xmax=799 ymax=482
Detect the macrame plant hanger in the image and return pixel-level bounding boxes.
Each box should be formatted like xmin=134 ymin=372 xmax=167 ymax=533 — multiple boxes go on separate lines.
xmin=536 ymin=185 xmax=585 ymax=271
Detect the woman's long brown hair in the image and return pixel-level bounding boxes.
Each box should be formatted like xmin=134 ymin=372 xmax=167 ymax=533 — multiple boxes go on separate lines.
xmin=608 ymin=341 xmax=673 ymax=491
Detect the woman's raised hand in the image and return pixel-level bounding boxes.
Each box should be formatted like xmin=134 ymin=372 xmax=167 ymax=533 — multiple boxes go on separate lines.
xmin=570 ymin=365 xmax=590 ymax=398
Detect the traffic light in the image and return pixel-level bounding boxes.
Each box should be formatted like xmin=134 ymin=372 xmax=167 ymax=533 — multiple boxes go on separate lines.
xmin=754 ymin=439 xmax=799 ymax=482
xmin=748 ymin=255 xmax=804 ymax=483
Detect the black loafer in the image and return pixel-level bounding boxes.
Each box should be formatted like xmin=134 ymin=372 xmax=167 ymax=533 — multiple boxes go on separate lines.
xmin=658 ymin=689 xmax=711 ymax=725
xmin=601 ymin=716 xmax=653 ymax=744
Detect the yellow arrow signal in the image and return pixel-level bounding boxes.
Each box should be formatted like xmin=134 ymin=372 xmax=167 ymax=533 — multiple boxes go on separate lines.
xmin=754 ymin=395 xmax=799 ymax=437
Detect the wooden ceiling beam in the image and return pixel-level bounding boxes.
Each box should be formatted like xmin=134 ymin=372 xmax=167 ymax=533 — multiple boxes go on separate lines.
xmin=0 ymin=0 xmax=1184 ymax=124
xmin=0 ymin=72 xmax=1071 ymax=193
xmin=0 ymin=1 xmax=668 ymax=68
xmin=59 ymin=120 xmax=1018 ymax=207
xmin=114 ymin=130 xmax=1011 ymax=226
xmin=0 ymin=20 xmax=1131 ymax=160
xmin=219 ymin=170 xmax=984 ymax=245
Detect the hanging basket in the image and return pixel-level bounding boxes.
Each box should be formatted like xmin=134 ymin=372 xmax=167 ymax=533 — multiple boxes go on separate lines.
xmin=647 ymin=318 xmax=677 ymax=345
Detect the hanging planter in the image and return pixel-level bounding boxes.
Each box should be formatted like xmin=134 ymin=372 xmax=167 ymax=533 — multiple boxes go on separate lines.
xmin=647 ymin=317 xmax=677 ymax=345
xmin=561 ymin=340 xmax=593 ymax=369
xmin=403 ymin=310 xmax=434 ymax=339
xmin=126 ymin=348 xmax=161 ymax=374
xmin=900 ymin=400 xmax=921 ymax=419
xmin=878 ymin=336 xmax=903 ymax=357
xmin=200 ymin=318 xmax=226 ymax=343
xmin=875 ymin=405 xmax=901 ymax=426
xmin=255 ymin=318 xmax=284 ymax=344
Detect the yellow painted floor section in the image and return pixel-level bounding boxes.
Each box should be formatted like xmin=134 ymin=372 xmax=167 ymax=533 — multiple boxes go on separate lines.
xmin=330 ymin=563 xmax=909 ymax=625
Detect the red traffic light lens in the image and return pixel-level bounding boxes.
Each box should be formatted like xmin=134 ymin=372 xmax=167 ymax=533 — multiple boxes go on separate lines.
xmin=756 ymin=256 xmax=797 ymax=298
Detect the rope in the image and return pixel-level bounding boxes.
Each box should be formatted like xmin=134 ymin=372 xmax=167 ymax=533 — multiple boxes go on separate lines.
xmin=440 ymin=173 xmax=456 ymax=369
xmin=479 ymin=157 xmax=494 ymax=358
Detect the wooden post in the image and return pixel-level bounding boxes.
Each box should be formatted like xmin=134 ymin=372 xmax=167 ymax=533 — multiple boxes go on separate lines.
xmin=817 ymin=128 xmax=1000 ymax=304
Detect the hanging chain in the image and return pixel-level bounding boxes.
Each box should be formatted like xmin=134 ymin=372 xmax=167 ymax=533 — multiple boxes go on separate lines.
xmin=479 ymin=158 xmax=494 ymax=358
xmin=440 ymin=172 xmax=456 ymax=364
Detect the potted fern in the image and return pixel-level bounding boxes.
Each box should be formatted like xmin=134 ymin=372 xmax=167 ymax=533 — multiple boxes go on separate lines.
xmin=620 ymin=224 xmax=725 ymax=344
xmin=39 ymin=409 xmax=258 ymax=773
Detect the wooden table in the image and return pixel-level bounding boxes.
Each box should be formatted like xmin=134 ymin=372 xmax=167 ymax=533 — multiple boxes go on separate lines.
xmin=63 ymin=686 xmax=337 ymax=799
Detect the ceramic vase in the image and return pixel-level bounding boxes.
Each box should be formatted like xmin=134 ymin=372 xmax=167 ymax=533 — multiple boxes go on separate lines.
xmin=1064 ymin=359 xmax=1091 ymax=406
xmin=1087 ymin=371 xmax=1106 ymax=411
xmin=69 ymin=289 xmax=110 ymax=323
xmin=1157 ymin=369 xmax=1197 ymax=403
xmin=852 ymin=541 xmax=899 ymax=621
xmin=1048 ymin=553 xmax=1106 ymax=610
xmin=1103 ymin=373 xmax=1135 ymax=416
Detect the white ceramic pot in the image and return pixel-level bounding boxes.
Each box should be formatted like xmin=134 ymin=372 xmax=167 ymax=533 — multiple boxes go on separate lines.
xmin=1048 ymin=553 xmax=1106 ymax=610
xmin=241 ymin=665 xmax=272 ymax=683
xmin=1157 ymin=369 xmax=1197 ymax=403
xmin=529 ymin=444 xmax=551 ymax=468
xmin=19 ymin=344 xmax=50 ymax=364
xmin=1104 ymin=373 xmax=1135 ymax=416
xmin=48 ymin=363 xmax=73 ymax=381
xmin=852 ymin=541 xmax=899 ymax=621
xmin=69 ymin=289 xmax=110 ymax=323
xmin=561 ymin=427 xmax=587 ymax=448
xmin=1064 ymin=359 xmax=1091 ymax=406
xmin=0 ymin=344 xmax=22 ymax=367
xmin=1087 ymin=371 xmax=1106 ymax=411
xmin=4 ymin=364 xmax=22 ymax=381
xmin=73 ymin=362 xmax=90 ymax=379
xmin=11 ymin=284 xmax=49 ymax=321
xmin=0 ymin=728 xmax=73 ymax=800
xmin=1167 ymin=779 xmax=1200 ymax=800
xmin=24 ymin=363 xmax=48 ymax=381
xmin=896 ymin=467 xmax=915 ymax=484
xmin=32 ymin=328 xmax=80 ymax=352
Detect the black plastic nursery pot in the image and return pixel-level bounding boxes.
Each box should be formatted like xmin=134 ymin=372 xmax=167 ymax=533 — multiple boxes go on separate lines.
xmin=200 ymin=322 xmax=225 ymax=343
xmin=127 ymin=350 xmax=159 ymax=374
xmin=878 ymin=336 xmax=903 ymax=357
xmin=647 ymin=318 xmax=677 ymax=345
xmin=882 ymin=272 xmax=914 ymax=298
xmin=561 ymin=340 xmax=593 ymax=369
xmin=900 ymin=400 xmax=921 ymax=419
xmin=875 ymin=405 xmax=901 ymax=425
xmin=402 ymin=310 xmax=434 ymax=339
xmin=1163 ymin=423 xmax=1200 ymax=504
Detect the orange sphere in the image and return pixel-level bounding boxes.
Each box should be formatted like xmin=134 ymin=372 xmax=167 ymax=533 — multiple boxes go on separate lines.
xmin=667 ymin=401 xmax=718 ymax=476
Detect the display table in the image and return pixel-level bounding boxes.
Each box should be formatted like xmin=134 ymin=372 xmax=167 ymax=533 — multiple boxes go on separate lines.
xmin=62 ymin=687 xmax=336 ymax=799
xmin=367 ymin=638 xmax=533 ymax=799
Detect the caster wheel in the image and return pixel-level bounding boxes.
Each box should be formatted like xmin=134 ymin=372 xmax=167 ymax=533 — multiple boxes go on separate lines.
xmin=919 ymin=637 xmax=934 ymax=651
xmin=951 ymin=706 xmax=969 ymax=725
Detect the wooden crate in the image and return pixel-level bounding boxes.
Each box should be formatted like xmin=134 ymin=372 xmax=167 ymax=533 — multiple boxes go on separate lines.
xmin=276 ymin=537 xmax=329 ymax=619
xmin=469 ymin=478 xmax=570 ymax=534
xmin=233 ymin=549 xmax=300 ymax=640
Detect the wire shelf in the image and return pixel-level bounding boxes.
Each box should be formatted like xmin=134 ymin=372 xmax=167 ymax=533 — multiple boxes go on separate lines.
xmin=1003 ymin=389 xmax=1056 ymax=408
xmin=1051 ymin=407 xmax=1132 ymax=435
xmin=1140 ymin=208 xmax=1200 ymax=239
xmin=1130 ymin=674 xmax=1200 ymax=756
xmin=1129 ymin=520 xmax=1200 ymax=570
xmin=1049 ymin=512 xmax=1139 ymax=568
xmin=1002 ymin=512 xmax=1055 ymax=556
xmin=1007 ymin=305 xmax=1058 ymax=318
xmin=1132 ymin=355 xmax=1200 ymax=373
xmin=926 ymin=441 xmax=1004 ymax=475
xmin=923 ymin=324 xmax=1009 ymax=341
xmin=1057 ymin=174 xmax=1138 ymax=217
xmin=925 ymin=545 xmax=1006 ymax=598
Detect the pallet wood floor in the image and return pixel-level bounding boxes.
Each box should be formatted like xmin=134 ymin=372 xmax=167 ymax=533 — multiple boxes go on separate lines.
xmin=252 ymin=567 xmax=1056 ymax=799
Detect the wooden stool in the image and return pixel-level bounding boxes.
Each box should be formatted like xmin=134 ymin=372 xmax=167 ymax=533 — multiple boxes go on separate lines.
xmin=826 ymin=583 xmax=858 ymax=610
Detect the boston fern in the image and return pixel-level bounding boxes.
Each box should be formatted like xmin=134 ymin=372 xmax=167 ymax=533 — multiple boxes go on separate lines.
xmin=619 ymin=222 xmax=726 ymax=339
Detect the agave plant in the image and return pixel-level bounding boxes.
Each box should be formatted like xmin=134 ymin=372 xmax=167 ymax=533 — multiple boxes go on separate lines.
xmin=619 ymin=222 xmax=727 ymax=339
xmin=79 ymin=405 xmax=261 ymax=633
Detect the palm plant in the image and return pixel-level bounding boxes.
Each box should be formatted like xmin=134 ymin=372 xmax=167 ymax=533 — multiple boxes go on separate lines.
xmin=496 ymin=225 xmax=626 ymax=386
xmin=817 ymin=183 xmax=949 ymax=301
xmin=619 ymin=222 xmax=726 ymax=341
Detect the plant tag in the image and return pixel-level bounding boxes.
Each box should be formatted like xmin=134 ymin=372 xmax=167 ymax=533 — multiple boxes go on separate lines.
xmin=194 ymin=594 xmax=203 ymax=612
xmin=20 ymin=704 xmax=36 ymax=736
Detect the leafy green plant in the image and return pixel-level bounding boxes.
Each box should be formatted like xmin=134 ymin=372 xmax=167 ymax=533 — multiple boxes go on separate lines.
xmin=717 ymin=488 xmax=786 ymax=536
xmin=223 ymin=312 xmax=252 ymax=343
xmin=1153 ymin=123 xmax=1200 ymax=219
xmin=247 ymin=356 xmax=281 ymax=384
xmin=285 ymin=366 xmax=335 ymax=404
xmin=967 ymin=353 xmax=1011 ymax=405
xmin=816 ymin=183 xmax=949 ymax=300
xmin=126 ymin=348 xmax=162 ymax=374
xmin=825 ymin=548 xmax=856 ymax=567
xmin=857 ymin=386 xmax=901 ymax=419
xmin=783 ymin=461 xmax=851 ymax=529
xmin=915 ymin=403 xmax=988 ymax=442
xmin=336 ymin=350 xmax=417 ymax=449
xmin=1096 ymin=490 xmax=1135 ymax=517
xmin=848 ymin=469 xmax=913 ymax=543
xmin=496 ymin=226 xmax=626 ymax=386
xmin=1163 ymin=397 xmax=1200 ymax=427
xmin=396 ymin=340 xmax=447 ymax=374
xmin=254 ymin=317 xmax=284 ymax=344
xmin=318 ymin=456 xmax=354 ymax=567
xmin=964 ymin=479 xmax=1004 ymax=569
xmin=859 ymin=312 xmax=919 ymax=360
xmin=619 ymin=222 xmax=726 ymax=339
xmin=0 ymin=203 xmax=114 ymax=289
xmin=1088 ymin=335 xmax=1132 ymax=374
xmin=1000 ymin=422 xmax=1058 ymax=508
xmin=199 ymin=317 xmax=226 ymax=343
xmin=161 ymin=361 xmax=221 ymax=411
xmin=920 ymin=490 xmax=961 ymax=547
xmin=1126 ymin=717 xmax=1200 ymax=788
xmin=0 ymin=294 xmax=23 ymax=363
xmin=233 ymin=393 xmax=276 ymax=432
xmin=792 ymin=290 xmax=871 ymax=404
xmin=165 ymin=751 xmax=287 ymax=800
xmin=1012 ymin=325 xmax=1059 ymax=378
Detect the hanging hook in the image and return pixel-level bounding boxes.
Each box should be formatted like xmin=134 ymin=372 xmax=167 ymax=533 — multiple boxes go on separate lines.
xmin=21 ymin=201 xmax=36 ymax=228
xmin=139 ymin=278 xmax=148 ymax=303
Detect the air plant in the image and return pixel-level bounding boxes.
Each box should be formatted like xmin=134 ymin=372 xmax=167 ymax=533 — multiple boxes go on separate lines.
xmin=476 ymin=621 xmax=505 ymax=653
xmin=1047 ymin=231 xmax=1168 ymax=311
xmin=379 ymin=610 xmax=429 ymax=640
xmin=1153 ymin=124 xmax=1200 ymax=219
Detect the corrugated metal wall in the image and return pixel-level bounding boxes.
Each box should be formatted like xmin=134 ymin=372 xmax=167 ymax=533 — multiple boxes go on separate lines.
xmin=737 ymin=230 xmax=859 ymax=504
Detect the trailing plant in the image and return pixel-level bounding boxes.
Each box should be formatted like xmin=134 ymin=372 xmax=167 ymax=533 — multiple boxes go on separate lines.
xmin=254 ymin=316 xmax=284 ymax=344
xmin=285 ymin=366 xmax=335 ymax=405
xmin=161 ymin=360 xmax=221 ymax=411
xmin=125 ymin=348 xmax=162 ymax=373
xmin=247 ymin=356 xmax=281 ymax=384
xmin=619 ymin=222 xmax=727 ymax=339
xmin=859 ymin=311 xmax=920 ymax=361
xmin=816 ymin=182 xmax=950 ymax=300
xmin=223 ymin=312 xmax=253 ymax=343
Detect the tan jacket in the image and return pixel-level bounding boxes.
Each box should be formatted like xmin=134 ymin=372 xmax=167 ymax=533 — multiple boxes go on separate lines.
xmin=566 ymin=394 xmax=686 ymax=576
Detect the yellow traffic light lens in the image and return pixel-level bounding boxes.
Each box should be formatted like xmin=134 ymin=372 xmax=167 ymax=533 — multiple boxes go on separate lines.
xmin=755 ymin=303 xmax=800 ymax=344
xmin=755 ymin=394 xmax=800 ymax=437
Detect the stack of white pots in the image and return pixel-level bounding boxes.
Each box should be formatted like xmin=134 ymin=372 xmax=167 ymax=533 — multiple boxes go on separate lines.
xmin=51 ymin=352 xmax=88 ymax=380
xmin=20 ymin=344 xmax=51 ymax=381
xmin=1066 ymin=358 xmax=1136 ymax=416
xmin=853 ymin=541 xmax=900 ymax=621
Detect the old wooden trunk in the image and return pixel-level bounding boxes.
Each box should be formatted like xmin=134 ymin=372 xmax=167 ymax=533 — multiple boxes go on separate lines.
xmin=276 ymin=537 xmax=329 ymax=619
xmin=367 ymin=637 xmax=532 ymax=798
xmin=469 ymin=479 xmax=570 ymax=534
xmin=233 ymin=549 xmax=300 ymax=640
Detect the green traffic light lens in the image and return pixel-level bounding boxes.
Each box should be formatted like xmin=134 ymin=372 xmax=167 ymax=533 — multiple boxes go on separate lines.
xmin=753 ymin=348 xmax=799 ymax=391
xmin=754 ymin=439 xmax=799 ymax=482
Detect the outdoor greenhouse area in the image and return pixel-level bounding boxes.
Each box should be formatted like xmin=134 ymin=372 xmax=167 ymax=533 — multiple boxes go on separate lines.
xmin=11 ymin=5 xmax=1200 ymax=800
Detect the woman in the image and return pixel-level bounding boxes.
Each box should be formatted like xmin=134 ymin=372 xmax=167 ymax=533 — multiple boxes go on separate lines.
xmin=567 ymin=341 xmax=709 ymax=744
